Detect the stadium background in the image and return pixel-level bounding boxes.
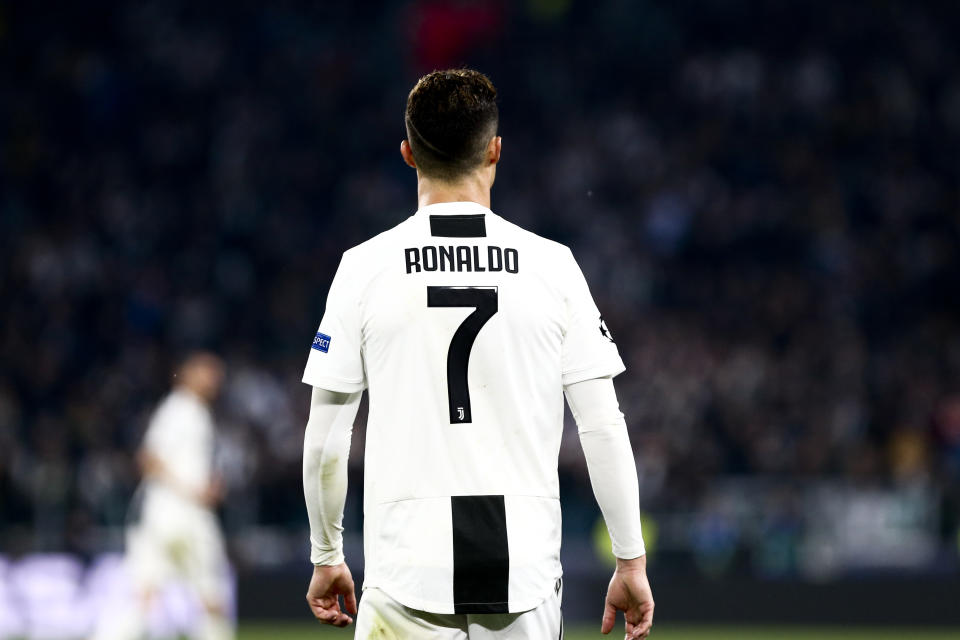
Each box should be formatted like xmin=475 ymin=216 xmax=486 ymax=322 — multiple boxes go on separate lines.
xmin=2 ymin=0 xmax=960 ymax=637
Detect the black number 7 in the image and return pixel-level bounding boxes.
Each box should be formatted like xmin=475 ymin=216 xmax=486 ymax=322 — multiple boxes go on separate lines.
xmin=427 ymin=286 xmax=498 ymax=424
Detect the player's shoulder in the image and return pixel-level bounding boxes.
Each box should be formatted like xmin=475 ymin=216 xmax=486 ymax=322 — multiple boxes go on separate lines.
xmin=489 ymin=211 xmax=576 ymax=265
xmin=338 ymin=215 xmax=418 ymax=269
xmin=146 ymin=392 xmax=179 ymax=436
xmin=154 ymin=390 xmax=207 ymax=424
xmin=153 ymin=391 xmax=181 ymax=417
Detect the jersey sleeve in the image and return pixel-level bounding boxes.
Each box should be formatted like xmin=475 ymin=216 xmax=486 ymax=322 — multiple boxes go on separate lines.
xmin=142 ymin=404 xmax=178 ymax=459
xmin=560 ymin=248 xmax=626 ymax=385
xmin=302 ymin=252 xmax=367 ymax=393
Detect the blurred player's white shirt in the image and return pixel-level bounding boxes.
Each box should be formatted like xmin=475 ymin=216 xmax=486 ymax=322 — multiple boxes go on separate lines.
xmin=130 ymin=388 xmax=228 ymax=604
xmin=94 ymin=390 xmax=231 ymax=640
xmin=140 ymin=389 xmax=215 ymax=520
xmin=303 ymin=201 xmax=625 ymax=615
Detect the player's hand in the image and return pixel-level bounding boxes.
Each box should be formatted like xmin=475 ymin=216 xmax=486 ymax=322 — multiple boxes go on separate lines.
xmin=306 ymin=562 xmax=358 ymax=627
xmin=601 ymin=555 xmax=654 ymax=639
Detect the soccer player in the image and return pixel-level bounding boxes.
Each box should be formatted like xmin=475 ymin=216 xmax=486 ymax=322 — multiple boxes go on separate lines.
xmin=93 ymin=352 xmax=234 ymax=640
xmin=301 ymin=70 xmax=653 ymax=639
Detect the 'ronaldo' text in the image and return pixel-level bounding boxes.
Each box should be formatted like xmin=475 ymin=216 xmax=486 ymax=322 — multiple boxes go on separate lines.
xmin=405 ymin=245 xmax=519 ymax=274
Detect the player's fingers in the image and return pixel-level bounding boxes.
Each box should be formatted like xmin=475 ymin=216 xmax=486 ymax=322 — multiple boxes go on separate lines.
xmin=306 ymin=601 xmax=329 ymax=622
xmin=624 ymin=620 xmax=649 ymax=640
xmin=306 ymin=579 xmax=331 ymax=601
xmin=629 ymin=618 xmax=653 ymax=639
xmin=308 ymin=604 xmax=328 ymax=622
xmin=306 ymin=595 xmax=321 ymax=619
xmin=624 ymin=610 xmax=652 ymax=638
xmin=631 ymin=600 xmax=654 ymax=635
xmin=639 ymin=601 xmax=654 ymax=631
xmin=344 ymin=585 xmax=359 ymax=616
xmin=601 ymin=600 xmax=617 ymax=634
xmin=308 ymin=593 xmax=337 ymax=608
xmin=331 ymin=612 xmax=355 ymax=627
xmin=307 ymin=595 xmax=343 ymax=624
xmin=314 ymin=607 xmax=346 ymax=625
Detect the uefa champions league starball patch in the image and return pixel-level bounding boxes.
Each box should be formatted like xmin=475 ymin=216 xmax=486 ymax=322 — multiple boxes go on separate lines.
xmin=599 ymin=316 xmax=615 ymax=343
xmin=312 ymin=332 xmax=331 ymax=353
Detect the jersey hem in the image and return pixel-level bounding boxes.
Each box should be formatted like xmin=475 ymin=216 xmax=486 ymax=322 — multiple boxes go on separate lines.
xmin=301 ymin=372 xmax=366 ymax=393
xmin=371 ymin=493 xmax=561 ymax=506
xmin=561 ymin=362 xmax=626 ymax=386
xmin=362 ymin=578 xmax=556 ymax=616
xmin=612 ymin=547 xmax=647 ymax=559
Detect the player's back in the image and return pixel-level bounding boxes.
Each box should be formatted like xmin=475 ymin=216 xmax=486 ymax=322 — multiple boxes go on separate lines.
xmin=303 ymin=201 xmax=623 ymax=614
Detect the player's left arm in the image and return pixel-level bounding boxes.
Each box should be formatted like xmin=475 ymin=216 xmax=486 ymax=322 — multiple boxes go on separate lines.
xmin=137 ymin=449 xmax=198 ymax=499
xmin=566 ymin=376 xmax=654 ymax=639
xmin=302 ymin=386 xmax=361 ymax=626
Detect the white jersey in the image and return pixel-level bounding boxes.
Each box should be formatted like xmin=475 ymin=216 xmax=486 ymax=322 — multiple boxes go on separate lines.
xmin=119 ymin=389 xmax=230 ymax=614
xmin=302 ymin=201 xmax=625 ymax=615
xmin=140 ymin=389 xmax=215 ymax=519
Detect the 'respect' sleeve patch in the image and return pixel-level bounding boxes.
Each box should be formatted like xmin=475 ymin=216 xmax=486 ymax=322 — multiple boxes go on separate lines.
xmin=312 ymin=332 xmax=331 ymax=353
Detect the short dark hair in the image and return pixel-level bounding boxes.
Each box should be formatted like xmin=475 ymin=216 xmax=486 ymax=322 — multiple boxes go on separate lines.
xmin=405 ymin=69 xmax=499 ymax=182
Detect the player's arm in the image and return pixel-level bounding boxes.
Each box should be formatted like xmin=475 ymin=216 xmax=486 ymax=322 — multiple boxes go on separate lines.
xmin=137 ymin=448 xmax=186 ymax=492
xmin=302 ymin=386 xmax=361 ymax=627
xmin=565 ymin=376 xmax=654 ymax=640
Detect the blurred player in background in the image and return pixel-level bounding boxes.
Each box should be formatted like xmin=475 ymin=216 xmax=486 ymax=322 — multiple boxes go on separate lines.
xmin=301 ymin=70 xmax=654 ymax=639
xmin=92 ymin=352 xmax=233 ymax=640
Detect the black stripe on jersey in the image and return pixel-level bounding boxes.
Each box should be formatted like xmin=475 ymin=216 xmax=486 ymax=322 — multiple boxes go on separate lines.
xmin=430 ymin=214 xmax=486 ymax=238
xmin=451 ymin=494 xmax=509 ymax=614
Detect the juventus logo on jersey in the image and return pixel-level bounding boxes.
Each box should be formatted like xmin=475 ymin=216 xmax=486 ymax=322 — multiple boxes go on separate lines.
xmin=457 ymin=407 xmax=465 ymax=421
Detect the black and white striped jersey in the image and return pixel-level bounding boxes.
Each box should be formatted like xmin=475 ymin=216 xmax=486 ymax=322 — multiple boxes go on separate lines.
xmin=302 ymin=201 xmax=625 ymax=614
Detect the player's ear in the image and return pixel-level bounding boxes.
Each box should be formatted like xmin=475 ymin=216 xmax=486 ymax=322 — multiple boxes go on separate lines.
xmin=400 ymin=140 xmax=417 ymax=168
xmin=487 ymin=136 xmax=501 ymax=166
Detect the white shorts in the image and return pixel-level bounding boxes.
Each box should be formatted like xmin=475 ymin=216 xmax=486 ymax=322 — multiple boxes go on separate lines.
xmin=355 ymin=579 xmax=563 ymax=640
xmin=127 ymin=494 xmax=228 ymax=605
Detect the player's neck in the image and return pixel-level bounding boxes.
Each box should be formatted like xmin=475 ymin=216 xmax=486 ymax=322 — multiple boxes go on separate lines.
xmin=177 ymin=384 xmax=210 ymax=406
xmin=416 ymin=173 xmax=491 ymax=210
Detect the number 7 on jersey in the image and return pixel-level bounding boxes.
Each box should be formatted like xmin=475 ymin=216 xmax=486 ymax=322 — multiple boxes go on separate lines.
xmin=427 ymin=286 xmax=498 ymax=424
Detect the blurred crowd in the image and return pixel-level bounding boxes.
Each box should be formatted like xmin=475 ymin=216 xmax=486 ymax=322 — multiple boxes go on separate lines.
xmin=2 ymin=0 xmax=959 ymax=576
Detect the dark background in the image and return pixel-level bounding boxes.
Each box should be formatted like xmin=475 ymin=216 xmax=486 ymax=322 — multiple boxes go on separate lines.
xmin=2 ymin=0 xmax=959 ymax=625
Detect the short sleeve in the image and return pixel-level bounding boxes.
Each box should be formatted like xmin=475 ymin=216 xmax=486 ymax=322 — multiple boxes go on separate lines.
xmin=560 ymin=249 xmax=626 ymax=386
xmin=142 ymin=400 xmax=188 ymax=463
xmin=143 ymin=407 xmax=177 ymax=457
xmin=302 ymin=253 xmax=367 ymax=393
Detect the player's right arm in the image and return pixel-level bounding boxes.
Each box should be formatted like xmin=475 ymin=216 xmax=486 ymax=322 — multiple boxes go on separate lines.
xmin=302 ymin=386 xmax=361 ymax=626
xmin=299 ymin=250 xmax=368 ymax=625
xmin=565 ymin=376 xmax=654 ymax=639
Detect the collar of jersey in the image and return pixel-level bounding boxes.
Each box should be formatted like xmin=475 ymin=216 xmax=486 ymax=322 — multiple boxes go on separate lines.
xmin=415 ymin=201 xmax=492 ymax=217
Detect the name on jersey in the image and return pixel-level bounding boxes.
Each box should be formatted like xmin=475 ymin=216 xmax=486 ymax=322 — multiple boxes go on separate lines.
xmin=404 ymin=245 xmax=519 ymax=274
xmin=312 ymin=332 xmax=331 ymax=353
